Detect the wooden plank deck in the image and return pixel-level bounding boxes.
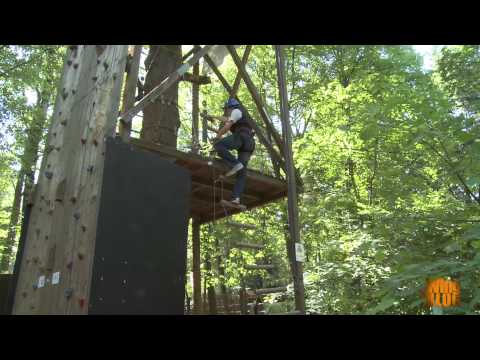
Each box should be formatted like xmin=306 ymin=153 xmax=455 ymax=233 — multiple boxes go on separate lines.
xmin=129 ymin=138 xmax=288 ymax=224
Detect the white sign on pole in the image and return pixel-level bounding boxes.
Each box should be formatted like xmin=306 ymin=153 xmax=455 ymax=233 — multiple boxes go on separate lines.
xmin=52 ymin=272 xmax=60 ymax=285
xmin=38 ymin=275 xmax=46 ymax=288
xmin=295 ymin=243 xmax=305 ymax=262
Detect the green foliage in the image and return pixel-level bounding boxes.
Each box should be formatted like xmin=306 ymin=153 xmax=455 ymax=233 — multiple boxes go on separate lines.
xmin=0 ymin=45 xmax=64 ymax=272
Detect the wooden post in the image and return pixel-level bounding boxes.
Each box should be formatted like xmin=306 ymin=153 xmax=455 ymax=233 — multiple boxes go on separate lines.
xmin=192 ymin=60 xmax=200 ymax=153
xmin=119 ymin=45 xmax=142 ymax=142
xmin=192 ymin=219 xmax=202 ymax=314
xmin=12 ymin=45 xmax=128 ymax=315
xmin=274 ymin=45 xmax=305 ymax=314
xmin=226 ymin=45 xmax=286 ymax=159
xmin=202 ymin=276 xmax=207 ymax=313
xmin=239 ymin=287 xmax=247 ymax=315
xmin=203 ymin=54 xmax=286 ymax=174
xmin=215 ymin=238 xmax=230 ymax=314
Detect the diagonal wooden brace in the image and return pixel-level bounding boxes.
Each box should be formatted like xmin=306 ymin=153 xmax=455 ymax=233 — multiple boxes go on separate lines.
xmin=232 ymin=45 xmax=252 ymax=96
xmin=203 ymin=53 xmax=286 ymax=174
xmin=226 ymin=45 xmax=286 ymax=159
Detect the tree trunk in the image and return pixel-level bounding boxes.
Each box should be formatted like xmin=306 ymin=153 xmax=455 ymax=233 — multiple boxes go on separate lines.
xmin=215 ymin=237 xmax=229 ymax=314
xmin=0 ymin=172 xmax=24 ymax=273
xmin=204 ymin=257 xmax=217 ymax=314
xmin=22 ymin=96 xmax=50 ymax=211
xmin=1 ymin=94 xmax=50 ymax=272
xmin=141 ymin=45 xmax=182 ymax=147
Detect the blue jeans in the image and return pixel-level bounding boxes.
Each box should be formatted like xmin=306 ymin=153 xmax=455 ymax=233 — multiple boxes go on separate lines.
xmin=214 ymin=132 xmax=254 ymax=200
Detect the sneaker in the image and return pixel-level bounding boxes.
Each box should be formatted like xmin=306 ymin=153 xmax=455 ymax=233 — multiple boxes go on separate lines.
xmin=225 ymin=163 xmax=244 ymax=177
xmin=231 ymin=198 xmax=241 ymax=205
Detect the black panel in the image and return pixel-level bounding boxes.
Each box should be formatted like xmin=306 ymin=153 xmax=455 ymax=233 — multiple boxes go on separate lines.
xmin=0 ymin=275 xmax=12 ymax=315
xmin=89 ymin=137 xmax=190 ymax=314
xmin=6 ymin=203 xmax=32 ymax=314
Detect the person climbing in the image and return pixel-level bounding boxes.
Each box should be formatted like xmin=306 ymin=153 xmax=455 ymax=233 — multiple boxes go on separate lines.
xmin=205 ymin=98 xmax=255 ymax=206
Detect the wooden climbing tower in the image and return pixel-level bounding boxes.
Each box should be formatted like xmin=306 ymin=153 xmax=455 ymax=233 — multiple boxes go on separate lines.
xmin=9 ymin=45 xmax=306 ymax=315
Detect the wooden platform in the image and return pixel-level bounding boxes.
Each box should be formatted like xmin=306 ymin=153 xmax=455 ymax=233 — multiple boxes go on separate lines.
xmin=129 ymin=138 xmax=288 ymax=224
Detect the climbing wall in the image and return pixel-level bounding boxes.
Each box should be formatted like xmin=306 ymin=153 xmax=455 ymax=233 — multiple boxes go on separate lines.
xmin=12 ymin=45 xmax=129 ymax=314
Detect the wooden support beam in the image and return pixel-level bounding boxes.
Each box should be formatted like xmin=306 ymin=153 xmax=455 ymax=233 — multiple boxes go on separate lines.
xmin=226 ymin=45 xmax=286 ymax=160
xmin=192 ymin=61 xmax=200 ymax=154
xmin=191 ymin=188 xmax=223 ymax=205
xmin=181 ymin=47 xmax=196 ymax=61
xmin=274 ymin=45 xmax=305 ymax=314
xmin=203 ymin=53 xmax=286 ymax=174
xmin=119 ymin=45 xmax=214 ymax=125
xmin=201 ymin=103 xmax=209 ymax=144
xmin=129 ymin=138 xmax=286 ymax=191
xmin=119 ymin=45 xmax=142 ymax=142
xmin=190 ymin=175 xmax=262 ymax=202
xmin=192 ymin=219 xmax=201 ymax=315
xmin=232 ymin=45 xmax=252 ymax=96
xmin=191 ymin=181 xmax=210 ymax=195
xmin=219 ymin=199 xmax=246 ymax=211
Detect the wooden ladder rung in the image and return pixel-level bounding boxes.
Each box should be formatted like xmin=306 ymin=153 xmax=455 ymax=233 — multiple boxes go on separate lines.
xmin=244 ymin=264 xmax=275 ymax=270
xmin=254 ymin=286 xmax=287 ymax=296
xmin=271 ymin=310 xmax=302 ymax=315
xmin=232 ymin=242 xmax=265 ymax=250
xmin=219 ymin=199 xmax=247 ymax=211
xmin=226 ymin=221 xmax=257 ymax=230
